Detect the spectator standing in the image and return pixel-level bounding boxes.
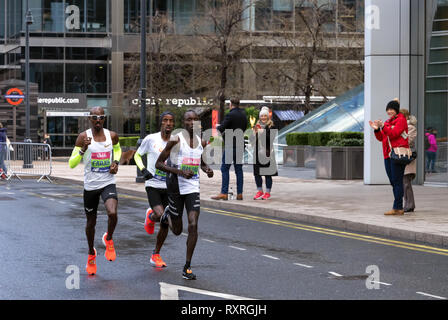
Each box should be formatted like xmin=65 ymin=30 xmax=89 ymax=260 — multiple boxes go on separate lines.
xmin=369 ymin=99 xmax=409 ymax=216
xmin=0 ymin=123 xmax=8 ymax=178
xmin=400 ymin=109 xmax=417 ymax=213
xmin=425 ymin=128 xmax=438 ymax=173
xmin=211 ymin=98 xmax=248 ymax=201
xmin=252 ymin=107 xmax=278 ymax=200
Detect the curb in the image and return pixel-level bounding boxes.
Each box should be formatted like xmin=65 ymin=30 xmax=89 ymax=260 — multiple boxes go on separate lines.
xmin=51 ymin=176 xmax=448 ymax=248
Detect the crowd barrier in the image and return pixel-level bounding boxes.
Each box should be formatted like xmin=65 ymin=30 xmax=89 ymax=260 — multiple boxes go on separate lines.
xmin=0 ymin=142 xmax=52 ymax=183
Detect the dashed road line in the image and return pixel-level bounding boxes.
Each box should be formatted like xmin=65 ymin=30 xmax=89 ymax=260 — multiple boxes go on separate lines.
xmin=202 ymin=239 xmax=215 ymax=243
xmin=372 ymin=281 xmax=392 ymax=286
xmin=294 ymin=263 xmax=313 ymax=269
xmin=229 ymin=246 xmax=246 ymax=251
xmin=416 ymin=292 xmax=447 ymax=300
xmin=328 ymin=272 xmax=343 ymax=277
xmin=262 ymin=255 xmax=279 ymax=260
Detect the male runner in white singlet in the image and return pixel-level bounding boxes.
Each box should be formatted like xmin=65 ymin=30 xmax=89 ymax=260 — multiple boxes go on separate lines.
xmin=156 ymin=110 xmax=213 ymax=280
xmin=134 ymin=112 xmax=175 ymax=268
xmin=69 ymin=107 xmax=122 ymax=276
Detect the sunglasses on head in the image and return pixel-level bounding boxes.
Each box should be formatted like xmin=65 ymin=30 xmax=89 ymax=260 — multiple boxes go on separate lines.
xmin=90 ymin=115 xmax=105 ymax=121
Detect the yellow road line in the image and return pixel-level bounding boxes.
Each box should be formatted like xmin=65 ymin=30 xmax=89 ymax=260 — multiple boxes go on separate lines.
xmin=32 ymin=190 xmax=447 ymax=256
xmin=203 ymin=207 xmax=448 ymax=256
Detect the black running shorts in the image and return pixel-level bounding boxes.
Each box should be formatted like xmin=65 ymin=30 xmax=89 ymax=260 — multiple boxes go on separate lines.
xmin=166 ymin=192 xmax=200 ymax=220
xmin=83 ymin=184 xmax=118 ymax=216
xmin=145 ymin=187 xmax=169 ymax=209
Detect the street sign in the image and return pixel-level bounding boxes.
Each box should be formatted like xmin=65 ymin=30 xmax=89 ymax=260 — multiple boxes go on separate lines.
xmin=5 ymin=88 xmax=25 ymax=106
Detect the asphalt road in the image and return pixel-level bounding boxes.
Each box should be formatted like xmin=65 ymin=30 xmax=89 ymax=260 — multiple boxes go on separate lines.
xmin=0 ymin=180 xmax=447 ymax=300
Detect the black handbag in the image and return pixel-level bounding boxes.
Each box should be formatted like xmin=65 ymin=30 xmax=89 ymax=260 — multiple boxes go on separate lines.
xmin=388 ymin=137 xmax=413 ymax=166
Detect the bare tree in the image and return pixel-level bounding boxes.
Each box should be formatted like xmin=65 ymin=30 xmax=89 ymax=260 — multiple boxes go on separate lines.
xmin=124 ymin=12 xmax=186 ymax=129
xmin=191 ymin=0 xmax=256 ymax=122
xmin=256 ymin=0 xmax=364 ymax=113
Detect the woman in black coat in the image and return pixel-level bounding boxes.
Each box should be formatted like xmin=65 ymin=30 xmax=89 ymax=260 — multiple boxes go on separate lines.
xmin=252 ymin=107 xmax=278 ymax=200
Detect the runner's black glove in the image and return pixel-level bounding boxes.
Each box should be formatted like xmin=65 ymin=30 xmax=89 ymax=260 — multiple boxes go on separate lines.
xmin=142 ymin=168 xmax=153 ymax=180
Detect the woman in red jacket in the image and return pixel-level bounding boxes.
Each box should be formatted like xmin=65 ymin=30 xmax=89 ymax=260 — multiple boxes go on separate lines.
xmin=369 ymin=99 xmax=409 ymax=216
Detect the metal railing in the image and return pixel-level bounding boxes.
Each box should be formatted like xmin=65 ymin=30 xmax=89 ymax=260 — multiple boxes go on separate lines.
xmin=0 ymin=142 xmax=52 ymax=183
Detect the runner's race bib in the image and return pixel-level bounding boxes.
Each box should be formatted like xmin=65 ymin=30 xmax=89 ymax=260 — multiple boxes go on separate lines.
xmin=180 ymin=157 xmax=200 ymax=179
xmin=154 ymin=168 xmax=167 ymax=181
xmin=91 ymin=152 xmax=111 ymax=173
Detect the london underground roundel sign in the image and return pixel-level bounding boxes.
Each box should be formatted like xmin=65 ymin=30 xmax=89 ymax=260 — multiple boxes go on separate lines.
xmin=5 ymin=88 xmax=25 ymax=106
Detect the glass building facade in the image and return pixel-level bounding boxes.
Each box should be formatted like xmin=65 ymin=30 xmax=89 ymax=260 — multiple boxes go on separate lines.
xmin=425 ymin=0 xmax=448 ymax=184
xmin=0 ymin=0 xmax=365 ymax=153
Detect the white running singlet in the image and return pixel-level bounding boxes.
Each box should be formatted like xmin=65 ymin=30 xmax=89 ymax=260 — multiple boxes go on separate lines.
xmin=137 ymin=132 xmax=169 ymax=189
xmin=172 ymin=133 xmax=203 ymax=195
xmin=83 ymin=128 xmax=116 ymax=191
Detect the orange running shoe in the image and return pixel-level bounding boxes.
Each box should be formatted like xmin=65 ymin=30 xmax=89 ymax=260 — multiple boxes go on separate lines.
xmin=86 ymin=248 xmax=97 ymax=275
xmin=102 ymin=232 xmax=116 ymax=261
xmin=150 ymin=253 xmax=167 ymax=268
xmin=144 ymin=208 xmax=155 ymax=234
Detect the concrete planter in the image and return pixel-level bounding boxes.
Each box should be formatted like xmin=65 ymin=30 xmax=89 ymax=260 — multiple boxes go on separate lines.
xmin=304 ymin=145 xmax=316 ymax=169
xmin=315 ymin=146 xmax=364 ymax=180
xmin=283 ymin=145 xmax=306 ymax=167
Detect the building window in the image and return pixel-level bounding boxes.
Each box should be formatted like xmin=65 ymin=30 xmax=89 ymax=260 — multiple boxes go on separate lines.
xmin=425 ymin=0 xmax=448 ymax=184
xmin=86 ymin=0 xmax=107 ymax=32
xmin=66 ymin=63 xmax=85 ymax=92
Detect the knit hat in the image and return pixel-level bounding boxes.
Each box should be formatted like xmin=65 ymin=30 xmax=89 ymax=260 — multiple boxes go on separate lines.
xmin=386 ymin=99 xmax=400 ymax=114
xmin=259 ymin=107 xmax=270 ymax=118
xmin=159 ymin=111 xmax=175 ymax=127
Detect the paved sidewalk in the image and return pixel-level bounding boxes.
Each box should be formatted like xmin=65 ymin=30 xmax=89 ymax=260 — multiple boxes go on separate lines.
xmin=48 ymin=160 xmax=448 ymax=247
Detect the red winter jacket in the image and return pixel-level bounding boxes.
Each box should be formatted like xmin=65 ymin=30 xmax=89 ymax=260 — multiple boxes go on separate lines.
xmin=374 ymin=113 xmax=409 ymax=159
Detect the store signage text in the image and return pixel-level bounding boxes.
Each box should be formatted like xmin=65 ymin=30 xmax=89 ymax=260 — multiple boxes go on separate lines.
xmin=66 ymin=5 xmax=80 ymax=30
xmin=38 ymin=97 xmax=80 ymax=105
xmin=132 ymin=97 xmax=214 ymax=108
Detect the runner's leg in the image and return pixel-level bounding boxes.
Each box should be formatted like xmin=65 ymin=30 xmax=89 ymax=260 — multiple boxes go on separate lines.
xmin=154 ymin=190 xmax=169 ymax=254
xmin=84 ymin=189 xmax=101 ymax=255
xmin=102 ymin=185 xmax=118 ymax=240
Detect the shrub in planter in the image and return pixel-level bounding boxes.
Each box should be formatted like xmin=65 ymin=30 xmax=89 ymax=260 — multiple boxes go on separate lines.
xmin=326 ymin=138 xmax=364 ymax=147
xmin=286 ymin=132 xmax=311 ymax=146
xmin=308 ymin=132 xmax=335 ymax=147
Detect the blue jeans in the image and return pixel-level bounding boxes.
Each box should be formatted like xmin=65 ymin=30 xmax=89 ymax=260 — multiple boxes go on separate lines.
xmin=255 ymin=175 xmax=272 ymax=191
xmin=426 ymin=151 xmax=436 ymax=172
xmin=0 ymin=145 xmax=7 ymax=174
xmin=384 ymin=158 xmax=406 ymax=210
xmin=221 ymin=149 xmax=244 ymax=195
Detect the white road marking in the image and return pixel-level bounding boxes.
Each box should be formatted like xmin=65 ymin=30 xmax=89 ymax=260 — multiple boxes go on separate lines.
xmin=202 ymin=239 xmax=215 ymax=243
xmin=329 ymin=272 xmax=343 ymax=277
xmin=262 ymin=254 xmax=279 ymax=260
xmin=159 ymin=282 xmax=256 ymax=300
xmin=181 ymin=233 xmax=188 ymax=237
xmin=371 ymin=281 xmax=392 ymax=286
xmin=58 ymin=201 xmax=66 ymax=204
xmin=294 ymin=263 xmax=313 ymax=269
xmin=416 ymin=292 xmax=447 ymax=300
xmin=229 ymin=246 xmax=246 ymax=251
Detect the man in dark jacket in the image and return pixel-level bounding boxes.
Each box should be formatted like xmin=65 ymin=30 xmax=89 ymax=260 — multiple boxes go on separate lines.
xmin=211 ymin=98 xmax=248 ymax=200
xmin=0 ymin=122 xmax=8 ymax=176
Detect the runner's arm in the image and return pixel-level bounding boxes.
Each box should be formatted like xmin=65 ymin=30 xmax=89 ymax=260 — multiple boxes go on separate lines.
xmin=111 ymin=132 xmax=122 ymax=164
xmin=200 ymin=140 xmax=213 ymax=177
xmin=69 ymin=133 xmax=86 ymax=169
xmin=134 ymin=151 xmax=145 ymax=171
xmin=134 ymin=151 xmax=153 ymax=180
xmin=155 ymin=137 xmax=185 ymax=176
